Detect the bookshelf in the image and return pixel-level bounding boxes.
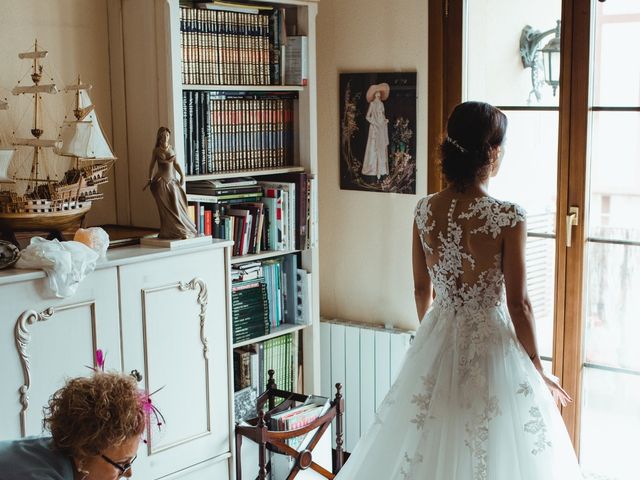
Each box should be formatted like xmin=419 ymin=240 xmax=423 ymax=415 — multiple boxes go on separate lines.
xmin=233 ymin=322 xmax=308 ymax=349
xmin=183 ymin=84 xmax=305 ymax=92
xmin=171 ymin=0 xmax=320 ymax=388
xmin=230 ymin=248 xmax=300 ymax=264
xmin=116 ymin=1 xmax=320 ymax=477
xmin=187 ymin=165 xmax=305 ymax=181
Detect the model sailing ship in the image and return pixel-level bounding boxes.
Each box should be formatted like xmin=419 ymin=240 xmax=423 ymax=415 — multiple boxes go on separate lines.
xmin=0 ymin=40 xmax=115 ymax=240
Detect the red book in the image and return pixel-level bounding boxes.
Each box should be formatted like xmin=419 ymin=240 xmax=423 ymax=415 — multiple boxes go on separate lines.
xmin=204 ymin=209 xmax=212 ymax=236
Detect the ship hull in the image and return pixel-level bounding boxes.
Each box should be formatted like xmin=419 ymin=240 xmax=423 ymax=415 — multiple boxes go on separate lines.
xmin=0 ymin=206 xmax=89 ymax=232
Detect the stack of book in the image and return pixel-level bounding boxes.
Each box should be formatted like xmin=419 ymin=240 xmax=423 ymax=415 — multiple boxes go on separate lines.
xmin=188 ymin=175 xmax=317 ymax=256
xmin=232 ymin=261 xmax=262 ymax=282
xmin=233 ymin=254 xmax=298 ymax=331
xmin=187 ymin=177 xmax=262 ymax=237
xmin=232 ymin=279 xmax=270 ymax=344
xmin=182 ymin=91 xmax=296 ymax=175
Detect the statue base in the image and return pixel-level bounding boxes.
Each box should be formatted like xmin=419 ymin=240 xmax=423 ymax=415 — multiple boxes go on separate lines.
xmin=140 ymin=234 xmax=212 ymax=249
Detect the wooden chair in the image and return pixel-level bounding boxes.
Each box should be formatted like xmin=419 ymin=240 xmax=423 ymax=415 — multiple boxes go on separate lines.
xmin=235 ymin=370 xmax=345 ymax=480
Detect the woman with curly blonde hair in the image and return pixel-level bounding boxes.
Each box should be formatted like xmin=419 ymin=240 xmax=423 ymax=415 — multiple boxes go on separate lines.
xmin=0 ymin=371 xmax=148 ymax=479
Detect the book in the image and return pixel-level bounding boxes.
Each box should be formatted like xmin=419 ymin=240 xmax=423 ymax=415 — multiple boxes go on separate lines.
xmin=259 ymin=180 xmax=295 ymax=251
xmin=234 ymin=386 xmax=257 ymax=423
xmin=295 ymin=268 xmax=312 ymax=326
xmin=270 ymin=172 xmax=308 ymax=250
xmin=284 ymin=36 xmax=308 ymax=86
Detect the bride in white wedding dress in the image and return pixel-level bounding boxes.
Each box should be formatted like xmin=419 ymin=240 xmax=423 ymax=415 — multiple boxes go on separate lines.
xmin=336 ymin=101 xmax=583 ymax=479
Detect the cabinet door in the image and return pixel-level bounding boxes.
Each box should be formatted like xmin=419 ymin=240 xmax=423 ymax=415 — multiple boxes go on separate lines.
xmin=0 ymin=268 xmax=121 ymax=440
xmin=118 ymin=249 xmax=230 ymax=479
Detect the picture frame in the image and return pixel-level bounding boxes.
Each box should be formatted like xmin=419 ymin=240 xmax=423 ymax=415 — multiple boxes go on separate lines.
xmin=339 ymin=72 xmax=417 ymax=194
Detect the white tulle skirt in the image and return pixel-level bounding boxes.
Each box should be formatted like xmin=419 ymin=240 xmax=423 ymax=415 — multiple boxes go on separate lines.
xmin=335 ymin=302 xmax=583 ymax=479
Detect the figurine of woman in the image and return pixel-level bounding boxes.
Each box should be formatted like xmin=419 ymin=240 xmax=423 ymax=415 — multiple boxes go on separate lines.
xmin=361 ymin=83 xmax=390 ymax=179
xmin=146 ymin=127 xmax=196 ymax=239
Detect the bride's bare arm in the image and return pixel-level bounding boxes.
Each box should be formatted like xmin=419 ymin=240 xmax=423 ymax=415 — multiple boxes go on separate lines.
xmin=413 ymin=220 xmax=432 ymax=321
xmin=502 ymin=219 xmax=543 ymax=369
xmin=503 ymin=218 xmax=572 ymax=406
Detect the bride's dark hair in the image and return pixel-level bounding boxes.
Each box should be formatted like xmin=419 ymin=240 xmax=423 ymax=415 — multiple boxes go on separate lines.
xmin=440 ymin=101 xmax=507 ymax=191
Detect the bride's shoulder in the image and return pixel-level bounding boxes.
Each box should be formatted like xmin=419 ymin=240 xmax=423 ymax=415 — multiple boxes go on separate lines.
xmin=490 ymin=197 xmax=527 ymax=223
xmin=414 ymin=192 xmax=438 ymax=215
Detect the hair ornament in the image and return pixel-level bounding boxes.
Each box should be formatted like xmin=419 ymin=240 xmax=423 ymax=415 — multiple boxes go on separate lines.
xmin=446 ymin=136 xmax=468 ymax=153
xmin=88 ymin=349 xmax=166 ymax=445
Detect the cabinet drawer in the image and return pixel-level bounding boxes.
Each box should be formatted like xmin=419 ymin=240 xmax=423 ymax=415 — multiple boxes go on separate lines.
xmin=163 ymin=454 xmax=231 ymax=480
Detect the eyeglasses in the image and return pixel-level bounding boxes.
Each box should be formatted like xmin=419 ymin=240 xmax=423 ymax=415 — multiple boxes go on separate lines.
xmin=101 ymin=453 xmax=137 ymax=476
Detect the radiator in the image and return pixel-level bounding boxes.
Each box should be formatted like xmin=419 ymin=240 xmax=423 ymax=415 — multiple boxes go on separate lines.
xmin=320 ymin=319 xmax=414 ymax=453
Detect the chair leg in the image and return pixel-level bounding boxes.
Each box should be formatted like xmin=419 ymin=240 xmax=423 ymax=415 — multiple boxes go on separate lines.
xmin=235 ymin=433 xmax=243 ymax=480
xmin=334 ymin=383 xmax=344 ymax=472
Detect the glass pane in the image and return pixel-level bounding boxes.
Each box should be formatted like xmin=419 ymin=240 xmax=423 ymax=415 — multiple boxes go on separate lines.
xmin=593 ymin=18 xmax=640 ymax=106
xmin=580 ymin=367 xmax=640 ymax=480
xmin=465 ymin=0 xmax=562 ymax=106
xmin=490 ymin=111 xmax=558 ymax=234
xmin=585 ymin=242 xmax=640 ymax=371
xmin=588 ymin=112 xmax=640 ymax=242
xmin=526 ymin=237 xmax=555 ymax=359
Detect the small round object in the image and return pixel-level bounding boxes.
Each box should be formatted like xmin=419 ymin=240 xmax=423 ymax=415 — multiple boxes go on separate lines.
xmin=297 ymin=450 xmax=313 ymax=470
xmin=0 ymin=240 xmax=20 ymax=270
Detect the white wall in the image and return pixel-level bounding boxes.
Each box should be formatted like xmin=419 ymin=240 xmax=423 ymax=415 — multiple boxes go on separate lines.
xmin=0 ymin=0 xmax=117 ymax=226
xmin=316 ymin=0 xmax=428 ymax=331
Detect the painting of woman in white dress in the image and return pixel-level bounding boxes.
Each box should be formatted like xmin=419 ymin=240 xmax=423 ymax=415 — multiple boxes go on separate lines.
xmin=361 ymin=83 xmax=390 ymax=179
xmin=340 ymin=72 xmax=416 ymax=194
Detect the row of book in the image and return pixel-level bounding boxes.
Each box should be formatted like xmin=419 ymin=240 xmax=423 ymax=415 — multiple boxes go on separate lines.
xmin=183 ymin=91 xmax=295 ymax=175
xmin=233 ymin=333 xmax=297 ymax=396
xmin=187 ymin=174 xmax=317 ymax=253
xmin=180 ymin=4 xmax=286 ymax=85
xmin=231 ymin=254 xmax=309 ymax=343
xmin=233 ymin=334 xmax=298 ymax=425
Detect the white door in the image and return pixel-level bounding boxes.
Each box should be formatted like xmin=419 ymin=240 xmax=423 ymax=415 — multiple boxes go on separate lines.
xmin=0 ymin=267 xmax=121 ymax=439
xmin=118 ymin=248 xmax=231 ymax=479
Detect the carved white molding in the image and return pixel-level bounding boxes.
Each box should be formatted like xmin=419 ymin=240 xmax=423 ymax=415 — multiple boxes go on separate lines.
xmin=179 ymin=278 xmax=209 ymax=360
xmin=14 ymin=307 xmax=55 ymax=437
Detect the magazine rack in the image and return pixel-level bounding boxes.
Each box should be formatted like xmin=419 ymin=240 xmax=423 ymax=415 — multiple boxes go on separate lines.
xmin=235 ymin=370 xmax=345 ymax=480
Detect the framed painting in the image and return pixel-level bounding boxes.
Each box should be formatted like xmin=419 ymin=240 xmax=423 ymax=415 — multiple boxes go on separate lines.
xmin=339 ymin=72 xmax=417 ymax=194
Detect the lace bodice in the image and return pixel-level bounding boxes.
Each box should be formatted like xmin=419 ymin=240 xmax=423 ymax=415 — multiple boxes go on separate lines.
xmin=415 ymin=194 xmax=526 ymax=311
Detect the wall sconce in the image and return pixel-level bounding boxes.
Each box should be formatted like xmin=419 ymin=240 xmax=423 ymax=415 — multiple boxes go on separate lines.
xmin=519 ymin=20 xmax=561 ymax=102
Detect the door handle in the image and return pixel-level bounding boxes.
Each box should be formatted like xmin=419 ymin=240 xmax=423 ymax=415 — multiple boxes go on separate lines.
xmin=566 ymin=206 xmax=579 ymax=247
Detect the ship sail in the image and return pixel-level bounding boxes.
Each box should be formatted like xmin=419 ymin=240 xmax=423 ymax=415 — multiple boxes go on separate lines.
xmin=55 ymin=121 xmax=92 ymax=158
xmin=13 ymin=138 xmax=58 ymax=148
xmin=56 ymin=88 xmax=116 ymax=160
xmin=12 ymin=84 xmax=58 ymax=95
xmin=18 ymin=48 xmax=48 ymax=60
xmin=0 ymin=148 xmax=15 ymax=183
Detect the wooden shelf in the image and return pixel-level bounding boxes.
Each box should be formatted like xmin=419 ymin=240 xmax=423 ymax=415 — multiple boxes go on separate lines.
xmin=182 ymin=84 xmax=304 ymax=92
xmin=186 ymin=166 xmax=305 ymax=181
xmin=231 ymin=249 xmax=300 ymax=265
xmin=233 ymin=323 xmax=311 ymax=349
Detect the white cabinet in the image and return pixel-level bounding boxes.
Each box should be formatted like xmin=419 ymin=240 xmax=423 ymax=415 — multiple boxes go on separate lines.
xmin=0 ymin=242 xmax=234 ymax=479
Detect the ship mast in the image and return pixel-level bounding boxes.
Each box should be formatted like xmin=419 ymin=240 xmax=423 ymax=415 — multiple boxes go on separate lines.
xmin=30 ymin=40 xmax=43 ymax=187
xmin=12 ymin=39 xmax=59 ymax=191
